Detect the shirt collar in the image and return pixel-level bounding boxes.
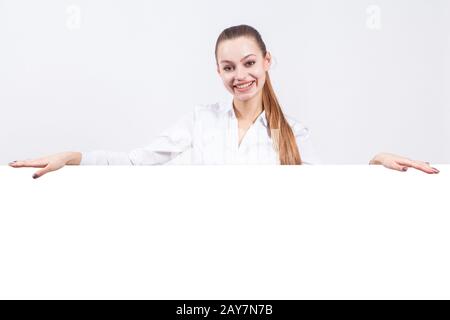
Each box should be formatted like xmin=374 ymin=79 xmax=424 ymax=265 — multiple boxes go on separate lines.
xmin=221 ymin=98 xmax=268 ymax=128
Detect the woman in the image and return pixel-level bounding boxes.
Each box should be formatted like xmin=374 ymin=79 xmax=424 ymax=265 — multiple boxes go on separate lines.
xmin=8 ymin=25 xmax=440 ymax=178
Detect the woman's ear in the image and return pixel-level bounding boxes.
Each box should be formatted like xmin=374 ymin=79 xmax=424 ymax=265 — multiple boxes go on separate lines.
xmin=216 ymin=64 xmax=221 ymax=75
xmin=264 ymin=52 xmax=272 ymax=71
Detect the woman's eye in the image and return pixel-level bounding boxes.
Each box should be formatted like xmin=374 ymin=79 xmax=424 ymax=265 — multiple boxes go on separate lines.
xmin=224 ymin=66 xmax=233 ymax=71
xmin=245 ymin=61 xmax=256 ymax=67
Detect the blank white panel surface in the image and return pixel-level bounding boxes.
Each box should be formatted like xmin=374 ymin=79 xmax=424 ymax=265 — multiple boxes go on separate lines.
xmin=0 ymin=165 xmax=449 ymax=299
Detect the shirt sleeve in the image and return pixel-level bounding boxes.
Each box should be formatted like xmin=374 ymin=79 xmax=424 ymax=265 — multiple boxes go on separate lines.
xmin=291 ymin=121 xmax=322 ymax=165
xmin=80 ymin=111 xmax=194 ymax=165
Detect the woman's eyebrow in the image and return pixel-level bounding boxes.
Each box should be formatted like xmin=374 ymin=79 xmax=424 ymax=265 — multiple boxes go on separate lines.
xmin=220 ymin=54 xmax=256 ymax=64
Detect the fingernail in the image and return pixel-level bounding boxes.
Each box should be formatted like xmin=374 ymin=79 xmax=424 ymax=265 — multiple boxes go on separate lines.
xmin=32 ymin=174 xmax=38 ymax=179
xmin=432 ymin=168 xmax=440 ymax=173
xmin=9 ymin=160 xmax=17 ymax=165
xmin=402 ymin=167 xmax=408 ymax=171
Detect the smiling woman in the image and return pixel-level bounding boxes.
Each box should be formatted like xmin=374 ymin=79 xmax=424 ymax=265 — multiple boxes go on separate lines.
xmin=8 ymin=24 xmax=440 ymax=178
xmin=215 ymin=26 xmax=301 ymax=165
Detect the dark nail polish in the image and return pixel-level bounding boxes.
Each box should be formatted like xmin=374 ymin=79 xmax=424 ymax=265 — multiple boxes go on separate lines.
xmin=402 ymin=167 xmax=408 ymax=171
xmin=32 ymin=174 xmax=38 ymax=179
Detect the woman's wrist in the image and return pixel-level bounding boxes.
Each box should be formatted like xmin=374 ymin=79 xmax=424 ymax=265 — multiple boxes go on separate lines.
xmin=65 ymin=152 xmax=82 ymax=165
xmin=369 ymin=153 xmax=383 ymax=165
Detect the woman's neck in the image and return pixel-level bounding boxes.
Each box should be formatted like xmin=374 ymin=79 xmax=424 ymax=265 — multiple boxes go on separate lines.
xmin=233 ymin=92 xmax=263 ymax=123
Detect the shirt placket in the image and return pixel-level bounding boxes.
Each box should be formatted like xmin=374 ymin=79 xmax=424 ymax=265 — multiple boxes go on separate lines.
xmin=227 ymin=115 xmax=239 ymax=164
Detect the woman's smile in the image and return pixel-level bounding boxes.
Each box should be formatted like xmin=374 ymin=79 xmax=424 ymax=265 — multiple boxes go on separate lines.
xmin=234 ymin=80 xmax=256 ymax=92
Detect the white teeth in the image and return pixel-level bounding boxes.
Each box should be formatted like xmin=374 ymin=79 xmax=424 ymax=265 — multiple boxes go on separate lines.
xmin=235 ymin=81 xmax=254 ymax=89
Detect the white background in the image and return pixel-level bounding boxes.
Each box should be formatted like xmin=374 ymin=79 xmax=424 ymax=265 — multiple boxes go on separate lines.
xmin=0 ymin=165 xmax=449 ymax=299
xmin=1 ymin=0 xmax=449 ymax=165
xmin=1 ymin=1 xmax=449 ymax=300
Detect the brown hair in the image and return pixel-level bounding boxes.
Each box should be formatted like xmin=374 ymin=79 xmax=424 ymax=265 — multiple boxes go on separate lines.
xmin=215 ymin=25 xmax=302 ymax=165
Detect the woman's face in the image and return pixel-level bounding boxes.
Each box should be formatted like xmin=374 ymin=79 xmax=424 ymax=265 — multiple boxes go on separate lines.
xmin=216 ymin=37 xmax=271 ymax=102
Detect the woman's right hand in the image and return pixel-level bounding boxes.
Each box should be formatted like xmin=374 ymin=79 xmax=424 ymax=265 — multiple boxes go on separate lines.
xmin=8 ymin=152 xmax=82 ymax=179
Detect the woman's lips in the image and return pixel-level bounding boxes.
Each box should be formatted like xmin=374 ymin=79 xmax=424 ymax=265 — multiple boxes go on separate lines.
xmin=233 ymin=80 xmax=256 ymax=93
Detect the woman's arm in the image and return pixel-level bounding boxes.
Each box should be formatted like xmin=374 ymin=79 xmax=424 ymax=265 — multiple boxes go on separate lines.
xmin=369 ymin=152 xmax=439 ymax=174
xmin=80 ymin=110 xmax=194 ymax=166
xmin=10 ymin=110 xmax=195 ymax=178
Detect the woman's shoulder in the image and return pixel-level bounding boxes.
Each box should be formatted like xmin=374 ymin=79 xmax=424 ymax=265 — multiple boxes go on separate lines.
xmin=189 ymin=100 xmax=232 ymax=121
xmin=284 ymin=114 xmax=320 ymax=165
xmin=284 ymin=114 xmax=310 ymax=139
xmin=194 ymin=100 xmax=231 ymax=113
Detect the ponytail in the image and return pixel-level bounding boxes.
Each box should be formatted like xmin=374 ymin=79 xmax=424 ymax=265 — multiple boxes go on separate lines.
xmin=262 ymin=72 xmax=301 ymax=165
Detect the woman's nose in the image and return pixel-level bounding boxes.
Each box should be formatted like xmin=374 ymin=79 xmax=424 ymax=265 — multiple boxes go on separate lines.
xmin=235 ymin=67 xmax=247 ymax=80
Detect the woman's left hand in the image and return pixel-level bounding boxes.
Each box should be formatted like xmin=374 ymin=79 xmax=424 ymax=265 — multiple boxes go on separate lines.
xmin=369 ymin=152 xmax=440 ymax=174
